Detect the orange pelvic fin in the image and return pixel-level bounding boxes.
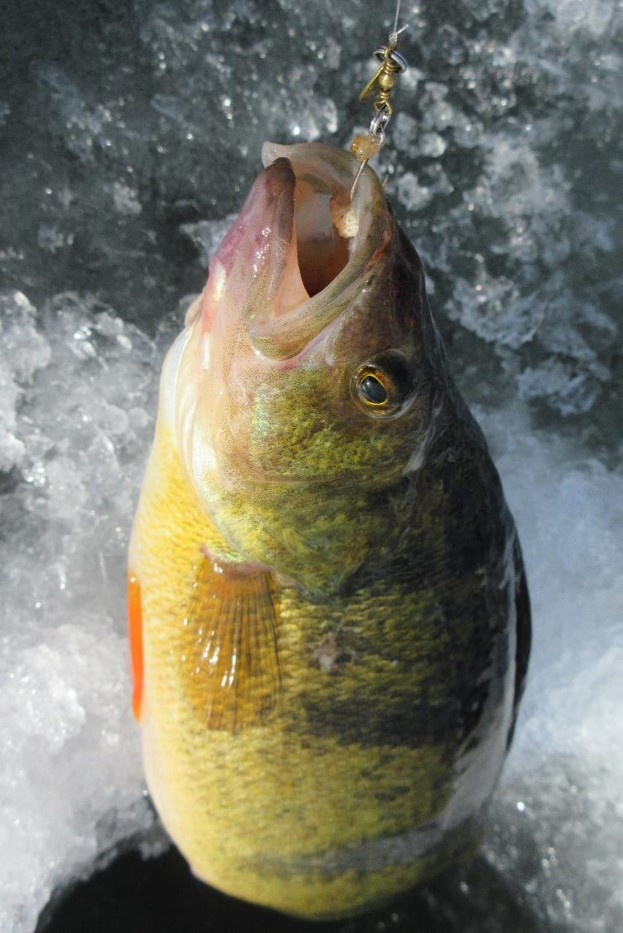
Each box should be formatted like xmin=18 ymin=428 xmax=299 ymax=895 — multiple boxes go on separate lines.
xmin=182 ymin=552 xmax=281 ymax=733
xmin=127 ymin=571 xmax=144 ymax=721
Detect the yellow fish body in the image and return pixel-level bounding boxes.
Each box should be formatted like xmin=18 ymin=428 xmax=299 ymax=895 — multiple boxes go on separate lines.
xmin=128 ymin=142 xmax=531 ymax=920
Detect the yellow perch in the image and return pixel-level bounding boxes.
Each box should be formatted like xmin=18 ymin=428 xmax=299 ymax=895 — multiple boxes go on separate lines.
xmin=128 ymin=142 xmax=531 ymax=920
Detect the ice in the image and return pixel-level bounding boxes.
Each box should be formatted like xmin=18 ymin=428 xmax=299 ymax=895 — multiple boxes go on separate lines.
xmin=1 ymin=0 xmax=622 ymax=930
xmin=516 ymin=359 xmax=604 ymax=417
xmin=396 ymin=172 xmax=433 ymax=211
xmin=111 ymin=182 xmax=143 ymax=217
xmin=0 ymin=293 xmax=50 ymax=473
xmin=527 ymin=0 xmax=617 ymax=38
xmin=481 ymin=408 xmax=623 ymax=930
xmin=0 ymin=290 xmax=172 ymax=931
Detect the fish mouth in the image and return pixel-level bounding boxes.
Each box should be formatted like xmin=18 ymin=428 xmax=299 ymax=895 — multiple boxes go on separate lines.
xmin=206 ymin=142 xmax=389 ymax=360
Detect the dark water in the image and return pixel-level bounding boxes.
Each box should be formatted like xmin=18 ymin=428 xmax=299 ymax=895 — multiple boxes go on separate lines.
xmin=37 ymin=848 xmax=549 ymax=933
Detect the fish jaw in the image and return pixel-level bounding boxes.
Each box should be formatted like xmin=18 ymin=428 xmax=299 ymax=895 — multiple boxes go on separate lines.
xmin=199 ymin=142 xmax=389 ymax=354
xmin=199 ymin=155 xmax=308 ymax=340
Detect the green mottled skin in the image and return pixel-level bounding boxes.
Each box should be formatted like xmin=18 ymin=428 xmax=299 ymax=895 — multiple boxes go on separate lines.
xmin=130 ymin=144 xmax=531 ymax=919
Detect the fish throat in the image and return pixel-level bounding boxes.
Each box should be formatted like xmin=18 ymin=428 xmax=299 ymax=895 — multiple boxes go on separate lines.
xmin=293 ymin=175 xmax=351 ymax=297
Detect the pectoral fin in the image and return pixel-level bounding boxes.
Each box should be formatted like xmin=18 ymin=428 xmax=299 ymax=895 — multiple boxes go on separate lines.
xmin=182 ymin=553 xmax=281 ymax=733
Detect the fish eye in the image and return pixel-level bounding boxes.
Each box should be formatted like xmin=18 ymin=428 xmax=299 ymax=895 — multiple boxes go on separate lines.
xmin=352 ymin=354 xmax=414 ymax=418
xmin=359 ymin=373 xmax=388 ymax=405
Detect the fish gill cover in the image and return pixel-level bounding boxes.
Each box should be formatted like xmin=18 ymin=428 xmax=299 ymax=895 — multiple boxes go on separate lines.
xmin=0 ymin=0 xmax=621 ymax=931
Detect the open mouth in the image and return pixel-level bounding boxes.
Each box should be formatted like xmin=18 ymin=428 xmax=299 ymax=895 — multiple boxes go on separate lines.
xmin=209 ymin=142 xmax=388 ymax=360
xmin=292 ymin=169 xmax=352 ymax=297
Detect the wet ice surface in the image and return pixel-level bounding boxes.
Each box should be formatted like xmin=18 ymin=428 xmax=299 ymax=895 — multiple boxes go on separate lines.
xmin=1 ymin=0 xmax=622 ymax=931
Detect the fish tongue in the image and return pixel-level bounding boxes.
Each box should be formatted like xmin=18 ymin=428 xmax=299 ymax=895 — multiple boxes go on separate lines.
xmin=206 ymin=157 xmax=308 ymax=329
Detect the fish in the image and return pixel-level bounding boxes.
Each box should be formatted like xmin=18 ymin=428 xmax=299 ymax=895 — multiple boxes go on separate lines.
xmin=128 ymin=141 xmax=531 ymax=920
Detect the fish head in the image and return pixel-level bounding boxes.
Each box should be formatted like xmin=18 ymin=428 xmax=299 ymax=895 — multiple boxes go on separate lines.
xmin=172 ymin=142 xmax=448 ymax=586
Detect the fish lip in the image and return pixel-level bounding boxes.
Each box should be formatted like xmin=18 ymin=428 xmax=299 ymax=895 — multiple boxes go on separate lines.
xmin=246 ymin=142 xmax=391 ymax=360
